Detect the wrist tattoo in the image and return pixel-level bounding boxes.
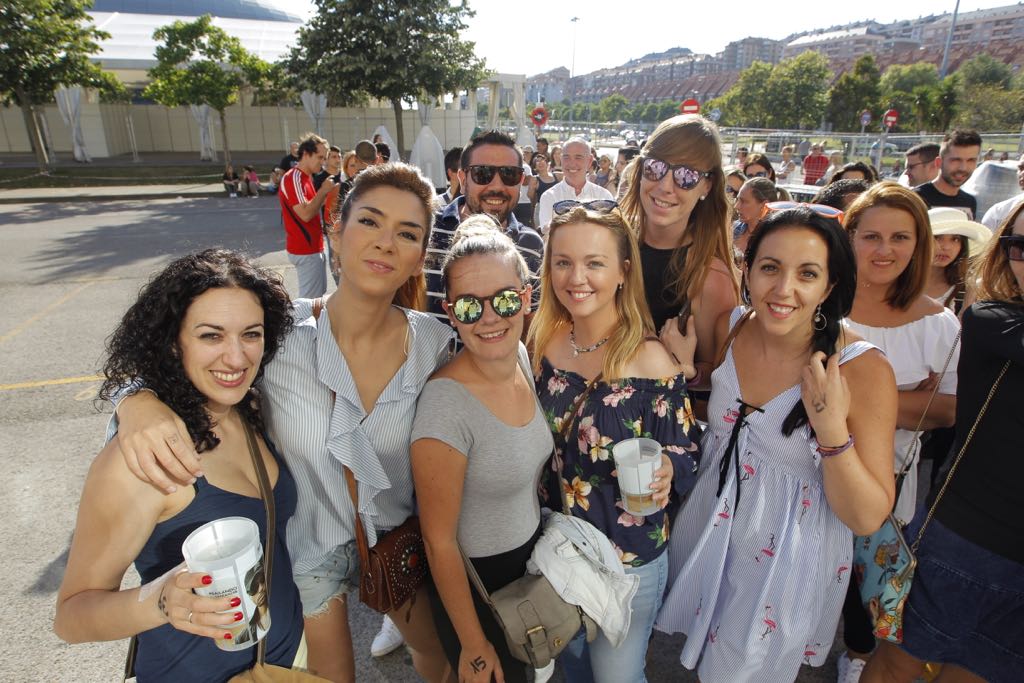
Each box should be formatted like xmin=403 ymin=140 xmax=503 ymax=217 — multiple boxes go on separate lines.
xmin=157 ymin=586 xmax=170 ymax=619
xmin=470 ymin=656 xmax=486 ymax=673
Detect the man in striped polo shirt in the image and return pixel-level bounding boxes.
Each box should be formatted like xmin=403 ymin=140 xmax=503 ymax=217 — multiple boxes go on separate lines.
xmin=426 ymin=130 xmax=543 ymax=324
xmin=279 ymin=133 xmax=338 ymax=299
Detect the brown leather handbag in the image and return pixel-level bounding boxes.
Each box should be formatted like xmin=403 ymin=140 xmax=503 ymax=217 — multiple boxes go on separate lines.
xmin=343 ymin=467 xmax=428 ymax=616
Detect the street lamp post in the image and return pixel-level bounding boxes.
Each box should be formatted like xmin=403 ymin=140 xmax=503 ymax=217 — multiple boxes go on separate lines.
xmin=939 ymin=0 xmax=962 ymax=79
xmin=569 ymin=16 xmax=579 ymax=134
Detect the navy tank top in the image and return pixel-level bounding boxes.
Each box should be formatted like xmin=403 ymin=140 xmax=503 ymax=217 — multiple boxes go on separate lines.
xmin=132 ymin=438 xmax=302 ymax=682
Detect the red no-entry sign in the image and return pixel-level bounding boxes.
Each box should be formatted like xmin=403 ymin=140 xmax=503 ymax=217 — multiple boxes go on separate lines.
xmin=883 ymin=109 xmax=899 ymax=128
xmin=680 ymin=98 xmax=700 ymax=114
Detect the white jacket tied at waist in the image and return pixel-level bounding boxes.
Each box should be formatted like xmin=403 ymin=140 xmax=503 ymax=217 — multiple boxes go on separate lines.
xmin=527 ymin=512 xmax=639 ymax=647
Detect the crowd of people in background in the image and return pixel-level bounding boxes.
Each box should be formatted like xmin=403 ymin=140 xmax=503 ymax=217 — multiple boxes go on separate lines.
xmin=55 ymin=115 xmax=1023 ymax=683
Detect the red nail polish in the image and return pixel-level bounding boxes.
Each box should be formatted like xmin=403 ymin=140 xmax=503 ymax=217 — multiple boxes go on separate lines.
xmin=224 ymin=633 xmax=233 ymax=640
xmin=234 ymin=612 xmax=244 ymax=621
xmin=202 ymin=575 xmax=213 ymax=585
xmin=229 ymin=597 xmax=241 ymax=607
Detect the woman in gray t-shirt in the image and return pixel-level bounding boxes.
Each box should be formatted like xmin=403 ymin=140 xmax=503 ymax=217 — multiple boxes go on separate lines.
xmin=412 ymin=217 xmax=552 ymax=683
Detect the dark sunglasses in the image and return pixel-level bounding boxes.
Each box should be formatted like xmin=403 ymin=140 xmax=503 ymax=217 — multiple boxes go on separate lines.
xmin=467 ymin=165 xmax=524 ymax=186
xmin=552 ymin=199 xmax=619 ymax=215
xmin=1000 ymin=235 xmax=1024 ymax=261
xmin=766 ymin=201 xmax=845 ymax=224
xmin=748 ymin=170 xmax=770 ymax=178
xmin=446 ymin=287 xmax=526 ymax=324
xmin=641 ymin=157 xmax=711 ymax=190
xmin=725 ymin=186 xmax=739 ymax=197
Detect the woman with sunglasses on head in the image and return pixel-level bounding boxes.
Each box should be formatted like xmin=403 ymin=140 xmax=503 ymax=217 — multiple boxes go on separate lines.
xmin=528 ymin=201 xmax=702 ymax=683
xmin=733 ymin=177 xmax=781 ymax=255
xmin=103 ymin=164 xmax=455 ymax=683
xmin=620 ymin=114 xmax=741 ymax=398
xmin=742 ymin=153 xmax=776 ymax=184
xmin=656 ymin=206 xmax=897 ymax=683
xmin=835 ymin=182 xmax=961 ymax=682
xmin=412 ymin=216 xmax=550 ymax=683
xmin=861 ymin=204 xmax=1024 ymax=683
xmin=54 ymin=250 xmax=305 ymax=681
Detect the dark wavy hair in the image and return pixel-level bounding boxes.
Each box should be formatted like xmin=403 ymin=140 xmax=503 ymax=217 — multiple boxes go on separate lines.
xmin=743 ymin=208 xmax=857 ymax=436
xmin=99 ymin=249 xmax=293 ymax=453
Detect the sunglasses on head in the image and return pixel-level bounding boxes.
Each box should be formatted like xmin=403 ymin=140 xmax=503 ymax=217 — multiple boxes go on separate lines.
xmin=1000 ymin=234 xmax=1024 ymax=261
xmin=765 ymin=201 xmax=845 ymax=224
xmin=641 ymin=157 xmax=711 ymax=190
xmin=552 ymin=199 xmax=619 ymax=215
xmin=446 ymin=287 xmax=526 ymax=324
xmin=467 ymin=165 xmax=524 ymax=186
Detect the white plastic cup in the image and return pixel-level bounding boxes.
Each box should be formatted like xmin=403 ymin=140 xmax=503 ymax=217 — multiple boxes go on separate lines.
xmin=612 ymin=437 xmax=662 ymax=517
xmin=182 ymin=517 xmax=270 ymax=651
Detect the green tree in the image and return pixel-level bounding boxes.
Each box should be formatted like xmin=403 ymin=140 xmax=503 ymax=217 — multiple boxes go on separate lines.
xmin=880 ymin=63 xmax=939 ymax=98
xmin=657 ymin=100 xmax=680 ymax=122
xmin=144 ymin=14 xmax=273 ymax=164
xmin=826 ymin=54 xmax=881 ymax=131
xmin=288 ymin=0 xmax=487 ymax=159
xmin=911 ymin=85 xmax=934 ymax=132
xmin=954 ymin=84 xmax=1024 ymax=130
xmin=597 ymin=94 xmax=629 ymax=122
xmin=934 ymin=75 xmax=959 ymax=132
xmin=727 ymin=61 xmax=774 ymax=127
xmin=0 ymin=0 xmax=110 ymax=171
xmin=957 ymin=53 xmax=1012 ymax=89
xmin=765 ymin=51 xmax=832 ymax=129
xmin=97 ymin=71 xmax=131 ymax=104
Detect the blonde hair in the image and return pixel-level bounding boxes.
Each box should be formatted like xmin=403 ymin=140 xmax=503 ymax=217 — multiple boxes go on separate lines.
xmin=973 ymin=201 xmax=1024 ymax=302
xmin=441 ymin=215 xmax=529 ymax=293
xmin=844 ymin=181 xmax=933 ymax=311
xmin=527 ymin=207 xmax=653 ymax=380
xmin=619 ymin=114 xmax=740 ymax=308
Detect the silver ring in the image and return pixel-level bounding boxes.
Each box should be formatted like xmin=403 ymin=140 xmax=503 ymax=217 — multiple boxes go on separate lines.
xmin=187 ymin=611 xmax=193 ymax=624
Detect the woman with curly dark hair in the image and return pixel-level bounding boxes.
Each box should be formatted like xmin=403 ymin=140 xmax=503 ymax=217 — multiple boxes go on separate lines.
xmin=102 ymin=163 xmax=455 ymax=683
xmin=54 ymin=249 xmax=306 ymax=681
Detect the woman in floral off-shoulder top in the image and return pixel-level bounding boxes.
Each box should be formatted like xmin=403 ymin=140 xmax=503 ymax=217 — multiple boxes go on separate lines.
xmin=527 ymin=201 xmax=702 ymax=683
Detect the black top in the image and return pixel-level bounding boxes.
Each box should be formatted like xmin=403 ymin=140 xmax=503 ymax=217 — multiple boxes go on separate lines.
xmin=932 ymin=301 xmax=1024 ymax=564
xmin=640 ymin=242 xmax=687 ymax=332
xmin=278 ymin=153 xmax=299 ymax=171
xmin=913 ymin=182 xmax=978 ymax=219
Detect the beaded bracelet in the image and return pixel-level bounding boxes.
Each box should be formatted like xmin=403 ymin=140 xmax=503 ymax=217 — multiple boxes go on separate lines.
xmin=816 ymin=434 xmax=855 ymax=457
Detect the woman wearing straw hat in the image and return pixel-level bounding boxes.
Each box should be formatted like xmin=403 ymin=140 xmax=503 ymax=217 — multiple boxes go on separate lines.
xmin=924 ymin=207 xmax=991 ymax=315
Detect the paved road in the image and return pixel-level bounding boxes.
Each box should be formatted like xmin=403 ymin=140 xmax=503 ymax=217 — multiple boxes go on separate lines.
xmin=0 ymin=196 xmax=853 ymax=681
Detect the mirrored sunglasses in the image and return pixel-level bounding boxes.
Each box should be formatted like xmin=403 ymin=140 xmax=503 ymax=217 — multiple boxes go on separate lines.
xmin=552 ymin=199 xmax=619 ymax=216
xmin=766 ymin=201 xmax=845 ymax=224
xmin=641 ymin=157 xmax=711 ymax=190
xmin=467 ymin=165 xmax=524 ymax=186
xmin=447 ymin=288 xmax=526 ymax=324
xmin=1000 ymin=235 xmax=1024 ymax=261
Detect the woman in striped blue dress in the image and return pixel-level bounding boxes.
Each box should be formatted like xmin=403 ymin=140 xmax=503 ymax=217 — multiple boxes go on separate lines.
xmin=656 ymin=207 xmax=897 ymax=683
xmin=106 ymin=163 xmax=454 ymax=682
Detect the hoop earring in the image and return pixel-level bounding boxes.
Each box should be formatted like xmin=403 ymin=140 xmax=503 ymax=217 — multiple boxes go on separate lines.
xmin=813 ymin=305 xmax=827 ymax=331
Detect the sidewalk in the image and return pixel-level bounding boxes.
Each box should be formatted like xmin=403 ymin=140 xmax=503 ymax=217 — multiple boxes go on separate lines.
xmin=0 ymin=182 xmax=229 ymax=204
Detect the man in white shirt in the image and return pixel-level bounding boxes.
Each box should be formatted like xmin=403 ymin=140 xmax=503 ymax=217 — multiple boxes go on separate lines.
xmin=537 ymin=137 xmax=614 ymax=231
xmin=982 ymin=153 xmax=1024 ymax=231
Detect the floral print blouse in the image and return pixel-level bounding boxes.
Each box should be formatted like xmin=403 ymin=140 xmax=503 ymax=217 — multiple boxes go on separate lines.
xmin=537 ymin=357 xmax=703 ymax=567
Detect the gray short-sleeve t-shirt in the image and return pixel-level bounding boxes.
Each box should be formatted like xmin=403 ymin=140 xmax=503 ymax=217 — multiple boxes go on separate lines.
xmin=411 ymin=345 xmax=553 ymax=557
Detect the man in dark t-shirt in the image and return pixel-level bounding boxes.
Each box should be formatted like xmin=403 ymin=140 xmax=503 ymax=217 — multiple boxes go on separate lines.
xmin=913 ymin=129 xmax=981 ymax=219
xmin=278 ymin=141 xmax=300 ymax=172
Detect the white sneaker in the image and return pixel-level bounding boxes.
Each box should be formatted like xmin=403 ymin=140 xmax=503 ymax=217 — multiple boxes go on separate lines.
xmin=533 ymin=660 xmax=555 ymax=683
xmin=370 ymin=615 xmax=405 ymax=657
xmin=836 ymin=653 xmax=866 ymax=683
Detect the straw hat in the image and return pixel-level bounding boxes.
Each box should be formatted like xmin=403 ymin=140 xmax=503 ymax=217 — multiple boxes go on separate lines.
xmin=927 ymin=207 xmax=991 ymax=256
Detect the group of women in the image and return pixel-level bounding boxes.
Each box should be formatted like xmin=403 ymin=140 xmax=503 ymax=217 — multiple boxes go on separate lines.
xmin=55 ymin=114 xmax=1021 ymax=683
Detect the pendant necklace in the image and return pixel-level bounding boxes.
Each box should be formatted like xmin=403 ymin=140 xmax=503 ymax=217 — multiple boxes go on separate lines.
xmin=569 ymin=324 xmax=610 ymax=357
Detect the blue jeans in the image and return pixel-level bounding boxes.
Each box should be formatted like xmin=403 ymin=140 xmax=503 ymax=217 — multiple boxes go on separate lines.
xmin=558 ymin=550 xmax=668 ymax=683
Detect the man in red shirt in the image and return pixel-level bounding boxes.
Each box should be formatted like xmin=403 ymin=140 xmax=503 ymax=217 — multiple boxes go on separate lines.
xmin=802 ymin=142 xmax=829 ymax=186
xmin=279 ymin=133 xmax=337 ymax=298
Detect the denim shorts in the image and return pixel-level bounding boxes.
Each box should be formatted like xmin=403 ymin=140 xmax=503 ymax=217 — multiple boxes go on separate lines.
xmin=293 ymin=541 xmax=360 ymax=617
xmin=899 ymin=511 xmax=1024 ymax=683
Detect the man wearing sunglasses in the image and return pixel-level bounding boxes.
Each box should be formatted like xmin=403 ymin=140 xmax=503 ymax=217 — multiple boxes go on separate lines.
xmin=536 ymin=137 xmax=614 ymax=232
xmin=426 ymin=130 xmax=544 ymax=321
